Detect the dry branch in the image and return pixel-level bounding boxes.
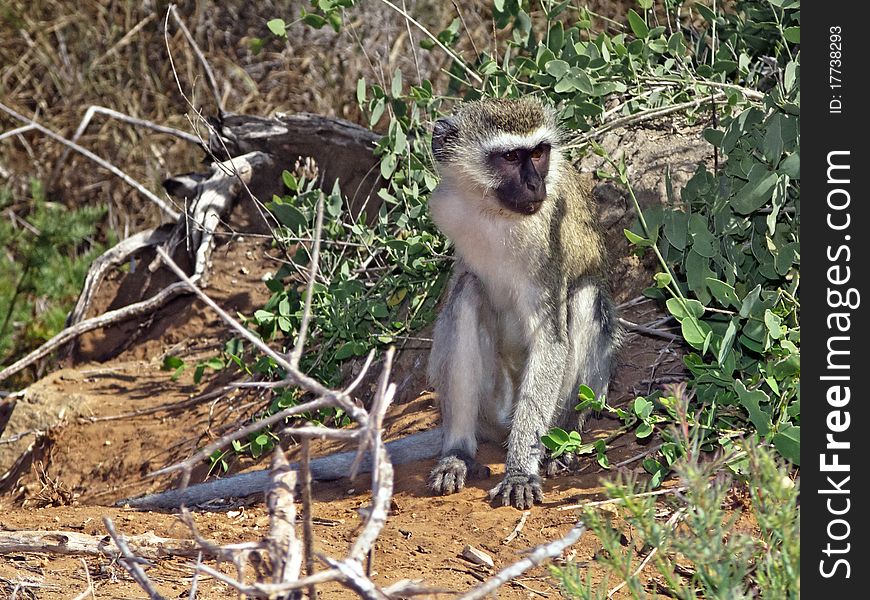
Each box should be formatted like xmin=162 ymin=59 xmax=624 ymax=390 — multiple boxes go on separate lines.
xmin=163 ymin=151 xmax=274 ymax=281
xmin=0 ymin=282 xmax=189 ymax=383
xmin=0 ymin=529 xmax=214 ymax=560
xmin=103 ymin=517 xmax=166 ymax=600
xmin=266 ymin=448 xmax=302 ymax=585
xmin=120 ymin=428 xmax=443 ymax=510
xmin=66 ymin=226 xmax=173 ymax=326
xmin=212 ymin=113 xmax=383 ymax=215
xmin=457 ymin=521 xmax=587 ymax=600
xmin=0 ymin=101 xmax=180 ymax=220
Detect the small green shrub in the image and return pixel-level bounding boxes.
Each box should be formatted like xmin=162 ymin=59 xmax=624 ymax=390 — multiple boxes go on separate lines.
xmin=0 ymin=181 xmax=108 ymax=374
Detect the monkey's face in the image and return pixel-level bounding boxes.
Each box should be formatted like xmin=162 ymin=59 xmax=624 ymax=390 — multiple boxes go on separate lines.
xmin=486 ymin=144 xmax=550 ymax=215
xmin=430 ymin=98 xmax=563 ymax=217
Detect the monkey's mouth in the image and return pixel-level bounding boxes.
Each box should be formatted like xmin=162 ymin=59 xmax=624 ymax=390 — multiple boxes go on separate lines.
xmin=499 ymin=198 xmax=543 ymax=215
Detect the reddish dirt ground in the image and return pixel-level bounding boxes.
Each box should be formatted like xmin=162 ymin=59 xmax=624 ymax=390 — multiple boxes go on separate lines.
xmin=0 ymin=126 xmax=704 ymax=598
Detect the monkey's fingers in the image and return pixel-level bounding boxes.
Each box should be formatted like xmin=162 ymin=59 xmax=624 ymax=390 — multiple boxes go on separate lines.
xmin=489 ymin=473 xmax=544 ymax=510
xmin=428 ymin=455 xmax=468 ymax=495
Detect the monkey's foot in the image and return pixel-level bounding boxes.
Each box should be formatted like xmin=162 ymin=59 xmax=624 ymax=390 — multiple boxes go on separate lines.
xmin=488 ymin=472 xmax=544 ymax=509
xmin=428 ymin=453 xmax=491 ymax=495
xmin=544 ymin=452 xmax=585 ymax=477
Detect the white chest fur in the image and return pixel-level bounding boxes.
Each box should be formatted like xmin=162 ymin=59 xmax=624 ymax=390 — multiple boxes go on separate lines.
xmin=429 ymin=181 xmax=542 ymax=330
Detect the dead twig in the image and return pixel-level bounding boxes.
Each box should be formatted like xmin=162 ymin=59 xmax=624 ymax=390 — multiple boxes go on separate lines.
xmin=301 ymin=436 xmax=318 ymax=600
xmin=457 ymin=522 xmax=587 ymax=600
xmin=0 ymin=282 xmax=189 ymax=384
xmin=70 ymin=557 xmax=95 ymax=600
xmin=266 ymin=448 xmax=302 ymax=584
xmin=0 ymin=529 xmax=213 ymax=560
xmin=0 ymin=101 xmax=180 ymax=220
xmin=503 ymin=510 xmax=530 ymax=544
xmin=618 ymin=317 xmax=681 ymax=342
xmin=54 ymin=105 xmax=201 ymax=177
xmin=168 ymin=4 xmax=225 ymax=114
xmin=557 ymin=486 xmax=690 ymax=511
xmin=102 ymin=517 xmax=167 ymax=600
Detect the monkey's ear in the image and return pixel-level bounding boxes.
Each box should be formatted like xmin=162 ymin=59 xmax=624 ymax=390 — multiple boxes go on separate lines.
xmin=431 ymin=117 xmax=458 ymax=160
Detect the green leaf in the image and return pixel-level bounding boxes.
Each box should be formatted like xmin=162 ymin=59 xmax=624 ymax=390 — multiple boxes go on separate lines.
xmin=162 ymin=356 xmax=184 ymax=370
xmin=282 ymin=170 xmax=298 ymax=192
xmin=626 ymin=9 xmax=649 ymax=38
xmin=545 ymin=59 xmax=570 ymax=78
xmin=735 ymin=380 xmax=772 ymax=436
xmin=739 ymin=285 xmax=763 ymax=318
xmin=254 ymin=309 xmax=275 ymax=323
xmin=624 ymin=228 xmax=651 ymax=246
xmin=705 ymin=278 xmax=740 ymax=308
xmin=717 ymin=318 xmax=739 ymax=365
xmin=380 ymin=153 xmax=398 ymax=179
xmin=666 ymin=298 xmax=705 ymax=321
xmin=780 ymin=153 xmax=800 ymax=178
xmin=633 ymin=397 xmax=653 ymax=420
xmin=764 ymin=309 xmax=783 ymax=339
xmin=594 ymin=439 xmax=610 ymax=468
xmin=548 ymin=21 xmax=564 ymax=52
xmin=688 ymin=214 xmax=716 ymax=258
xmin=771 ymin=353 xmax=800 ymax=379
xmin=356 ymin=77 xmax=366 ymax=104
xmin=762 ymin=114 xmax=785 ymax=163
xmin=680 ymin=315 xmax=713 ymax=350
xmin=772 ymin=425 xmax=800 ymax=464
xmin=267 ymin=18 xmax=287 ymax=37
xmin=654 ymin=272 xmax=672 ymax=288
xmin=663 ymin=210 xmax=689 ymax=250
xmin=695 ymin=3 xmax=717 ymax=22
xmin=335 ymin=342 xmax=355 ymax=360
xmin=783 ymin=27 xmax=800 ymax=43
xmin=636 ymin=422 xmax=654 ymax=438
xmin=391 ymin=68 xmax=402 ymax=98
xmin=302 ymin=13 xmax=327 ymax=28
xmin=269 ymin=201 xmax=307 ymax=230
xmin=370 ymin=98 xmax=386 ymax=127
xmin=731 ymin=165 xmax=777 ymax=215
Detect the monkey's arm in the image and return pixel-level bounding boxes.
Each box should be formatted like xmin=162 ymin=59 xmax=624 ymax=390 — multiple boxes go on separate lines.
xmin=489 ymin=331 xmax=568 ymax=509
xmin=121 ymin=428 xmax=443 ymax=510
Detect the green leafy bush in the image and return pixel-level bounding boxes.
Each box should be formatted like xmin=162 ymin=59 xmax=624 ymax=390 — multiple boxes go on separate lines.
xmin=549 ymin=388 xmax=799 ymax=598
xmin=0 ymin=181 xmax=107 ymax=374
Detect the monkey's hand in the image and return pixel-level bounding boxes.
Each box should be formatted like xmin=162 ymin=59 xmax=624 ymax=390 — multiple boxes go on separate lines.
xmin=428 ymin=453 xmax=491 ymax=495
xmin=488 ymin=471 xmax=544 ymax=509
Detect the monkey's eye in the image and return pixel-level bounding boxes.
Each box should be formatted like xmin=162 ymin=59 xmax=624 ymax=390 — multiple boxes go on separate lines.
xmin=530 ymin=145 xmax=547 ymax=159
xmin=503 ymin=150 xmax=519 ymax=162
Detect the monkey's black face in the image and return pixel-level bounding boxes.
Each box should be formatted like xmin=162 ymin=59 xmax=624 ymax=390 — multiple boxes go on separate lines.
xmin=487 ymin=144 xmax=550 ymax=215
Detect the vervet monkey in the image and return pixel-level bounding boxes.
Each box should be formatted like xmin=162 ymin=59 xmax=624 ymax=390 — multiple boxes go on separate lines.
xmin=425 ymin=97 xmax=618 ymax=509
xmin=126 ymin=97 xmax=618 ymax=512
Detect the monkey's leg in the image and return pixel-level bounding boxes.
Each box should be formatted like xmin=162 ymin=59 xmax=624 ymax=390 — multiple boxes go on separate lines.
xmin=427 ymin=273 xmax=493 ymax=495
xmin=545 ymin=280 xmax=618 ymax=478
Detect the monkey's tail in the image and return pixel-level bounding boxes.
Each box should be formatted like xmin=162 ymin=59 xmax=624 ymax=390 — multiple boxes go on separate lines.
xmin=120 ymin=428 xmax=443 ymax=510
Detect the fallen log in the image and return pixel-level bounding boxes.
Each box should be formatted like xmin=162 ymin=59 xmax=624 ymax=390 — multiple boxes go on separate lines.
xmin=121 ymin=428 xmax=443 ymax=510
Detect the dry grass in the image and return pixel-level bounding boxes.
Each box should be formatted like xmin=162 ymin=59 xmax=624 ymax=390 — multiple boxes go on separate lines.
xmin=0 ymin=0 xmax=642 ymax=235
xmin=0 ymin=0 xmax=471 ymax=235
